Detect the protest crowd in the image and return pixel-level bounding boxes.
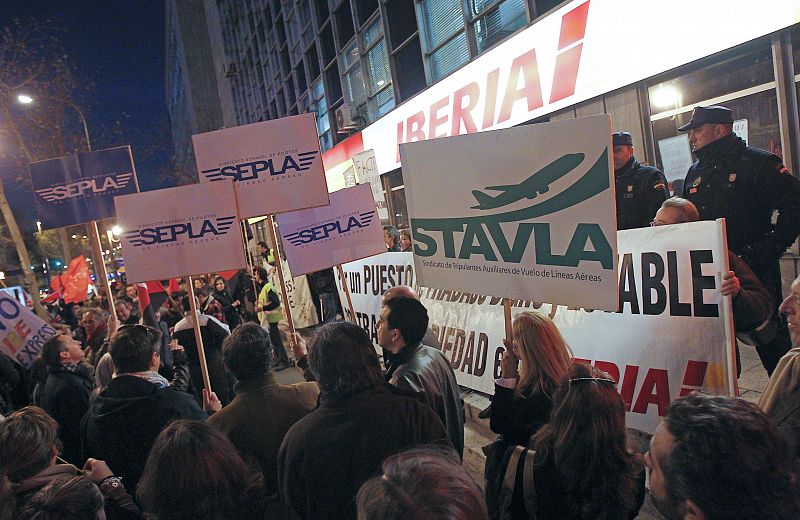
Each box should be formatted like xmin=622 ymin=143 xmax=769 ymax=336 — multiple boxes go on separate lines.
xmin=2 ymin=104 xmax=800 ymax=520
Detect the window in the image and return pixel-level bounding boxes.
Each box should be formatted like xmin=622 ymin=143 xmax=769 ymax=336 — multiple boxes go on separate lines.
xmin=341 ymin=40 xmax=366 ymax=104
xmin=472 ymin=0 xmax=527 ymax=53
xmin=311 ymin=78 xmax=333 ymax=151
xmin=420 ymin=0 xmax=469 ymax=82
xmin=362 ymin=19 xmax=395 ymax=120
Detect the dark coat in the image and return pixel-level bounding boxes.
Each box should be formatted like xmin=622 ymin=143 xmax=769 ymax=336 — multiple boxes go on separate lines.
xmin=208 ymin=372 xmax=319 ymax=495
xmin=41 ymin=363 xmax=94 ymax=465
xmin=386 ymin=342 xmax=465 ymax=458
xmin=615 ymin=158 xmax=668 ymax=230
xmin=81 ymin=374 xmax=207 ymax=494
xmin=490 ymin=384 xmax=552 ymax=448
xmin=278 ymin=383 xmax=449 ymax=520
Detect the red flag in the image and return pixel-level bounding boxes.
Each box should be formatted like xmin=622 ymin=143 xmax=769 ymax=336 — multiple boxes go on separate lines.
xmin=48 ymin=256 xmax=90 ymax=304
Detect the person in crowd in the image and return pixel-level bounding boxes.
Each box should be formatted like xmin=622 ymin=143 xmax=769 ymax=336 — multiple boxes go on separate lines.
xmin=40 ymin=334 xmax=94 ymax=466
xmin=0 ymin=407 xmax=138 ymax=520
xmin=382 ymin=286 xmax=441 ymax=348
xmin=114 ymin=299 xmax=139 ymax=326
xmin=192 ymin=276 xmax=212 ymax=294
xmin=17 ymin=475 xmax=105 ymax=520
xmin=254 ymin=267 xmax=291 ymax=371
xmin=399 ymin=229 xmax=413 ymax=252
xmin=307 ymin=268 xmax=341 ymax=323
xmin=378 ymin=296 xmax=465 ymax=458
xmin=383 ymin=225 xmax=401 ymax=252
xmin=172 ymin=296 xmax=233 ymax=405
xmin=81 ymin=324 xmax=207 ymax=494
xmin=646 ymin=393 xmax=800 ymax=519
xmin=121 ymin=285 xmax=139 ymax=306
xmin=680 ymin=105 xmax=800 ymax=375
xmin=497 ymin=364 xmax=644 ymax=520
xmin=652 ymin=197 xmax=774 ymax=374
xmin=197 ymin=286 xmax=226 ymax=324
xmin=212 ymin=276 xmax=242 ymax=328
xmin=79 ymin=308 xmax=107 ymax=364
xmin=612 ymin=131 xmax=669 ymax=230
xmin=257 ymin=241 xmax=275 ymax=267
xmin=207 ymin=323 xmax=319 ymax=497
xmin=356 ymin=447 xmax=488 ymax=520
xmin=136 ymin=420 xmax=268 ymax=520
xmin=278 ymin=321 xmax=449 ymax=520
xmin=758 ymin=273 xmax=800 ymax=464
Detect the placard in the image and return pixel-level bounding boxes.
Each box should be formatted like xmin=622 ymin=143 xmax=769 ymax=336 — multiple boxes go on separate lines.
xmin=114 ymin=182 xmax=246 ymax=283
xmin=400 ymin=115 xmax=618 ymax=311
xmin=351 ymin=150 xmax=389 ymax=220
xmin=193 ymin=114 xmax=329 ymax=218
xmin=657 ymin=134 xmax=694 ymax=183
xmin=0 ymin=292 xmax=57 ymax=367
xmin=277 ymin=184 xmax=385 ymax=276
xmin=29 ymin=146 xmax=138 ymax=229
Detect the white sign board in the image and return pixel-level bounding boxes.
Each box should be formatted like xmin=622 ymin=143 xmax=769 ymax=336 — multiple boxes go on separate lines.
xmin=336 ymin=221 xmax=735 ymax=433
xmin=733 ymin=118 xmax=749 ymax=145
xmin=657 ymin=134 xmax=694 ymax=183
xmin=0 ymin=292 xmax=57 ymax=367
xmin=351 ymin=150 xmax=389 ymax=220
xmin=115 ymin=182 xmax=246 ymax=283
xmin=277 ymin=184 xmax=385 ymax=276
xmin=192 ymin=113 xmax=330 ymax=218
xmin=400 ymin=116 xmax=618 ymax=311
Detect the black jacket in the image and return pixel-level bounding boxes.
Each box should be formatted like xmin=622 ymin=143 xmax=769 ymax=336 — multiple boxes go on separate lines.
xmin=615 ymin=158 xmax=669 ymax=230
xmin=41 ymin=363 xmax=94 ymax=465
xmin=81 ymin=374 xmax=207 ymax=494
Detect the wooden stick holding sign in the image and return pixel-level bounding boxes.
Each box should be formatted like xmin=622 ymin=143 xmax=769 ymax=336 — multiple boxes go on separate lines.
xmin=89 ymin=221 xmax=117 ymax=314
xmin=186 ymin=275 xmax=213 ymax=394
xmin=266 ymin=215 xmax=298 ymax=349
xmin=336 ymin=264 xmax=357 ymax=323
xmin=503 ymin=298 xmax=513 ymax=342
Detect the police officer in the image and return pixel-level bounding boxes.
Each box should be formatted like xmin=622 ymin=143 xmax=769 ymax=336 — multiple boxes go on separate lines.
xmin=612 ymin=131 xmax=669 ymax=229
xmin=680 ymin=105 xmax=800 ymax=374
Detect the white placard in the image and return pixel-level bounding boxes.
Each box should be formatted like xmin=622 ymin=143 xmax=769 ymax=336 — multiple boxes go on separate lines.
xmin=0 ymin=292 xmax=57 ymax=367
xmin=352 ymin=150 xmax=389 ymax=220
xmin=115 ymin=182 xmax=246 ymax=283
xmin=400 ymin=115 xmax=618 ymax=311
xmin=657 ymin=134 xmax=694 ymax=182
xmin=192 ymin=114 xmax=330 ymax=218
xmin=733 ymin=118 xmax=749 ymax=145
xmin=336 ymin=221 xmax=735 ymax=433
xmin=277 ymin=184 xmax=386 ymax=276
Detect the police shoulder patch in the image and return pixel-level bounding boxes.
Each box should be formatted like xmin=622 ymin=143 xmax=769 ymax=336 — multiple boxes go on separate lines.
xmin=777 ymin=163 xmax=790 ymax=174
xmin=653 ymin=182 xmax=665 ymax=190
xmin=691 ymin=177 xmax=702 ymax=188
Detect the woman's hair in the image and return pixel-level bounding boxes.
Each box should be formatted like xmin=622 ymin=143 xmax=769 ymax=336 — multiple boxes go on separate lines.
xmin=0 ymin=407 xmax=61 ymax=520
xmin=213 ymin=276 xmax=226 ymax=288
xmin=531 ymin=363 xmax=641 ymax=519
xmin=137 ymin=420 xmax=265 ymax=520
xmin=512 ymin=311 xmax=573 ymax=398
xmin=17 ymin=475 xmax=103 ymax=520
xmin=356 ymin=446 xmax=488 ymax=520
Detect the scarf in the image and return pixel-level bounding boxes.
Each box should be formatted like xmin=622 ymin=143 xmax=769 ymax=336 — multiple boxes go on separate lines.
xmin=115 ymin=370 xmax=170 ymax=388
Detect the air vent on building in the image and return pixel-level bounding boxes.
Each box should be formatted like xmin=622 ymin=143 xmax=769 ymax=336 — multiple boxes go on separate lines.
xmin=335 ymin=104 xmax=365 ymax=133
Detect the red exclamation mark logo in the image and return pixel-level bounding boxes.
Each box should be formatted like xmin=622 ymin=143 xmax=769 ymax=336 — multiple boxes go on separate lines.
xmin=679 ymin=360 xmax=708 ymax=396
xmin=549 ymin=1 xmax=590 ymax=104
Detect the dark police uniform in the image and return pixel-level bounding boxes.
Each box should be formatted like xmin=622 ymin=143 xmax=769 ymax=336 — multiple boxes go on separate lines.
xmin=615 ymin=157 xmax=669 ymax=230
xmin=682 ymin=129 xmax=800 ymax=373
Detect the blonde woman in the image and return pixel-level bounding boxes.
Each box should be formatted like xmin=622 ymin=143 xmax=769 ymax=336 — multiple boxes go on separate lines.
xmin=490 ymin=311 xmax=573 ymax=447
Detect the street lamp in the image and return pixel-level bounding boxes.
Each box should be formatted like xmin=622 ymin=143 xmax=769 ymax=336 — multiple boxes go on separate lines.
xmin=16 ymin=93 xmax=92 ymax=151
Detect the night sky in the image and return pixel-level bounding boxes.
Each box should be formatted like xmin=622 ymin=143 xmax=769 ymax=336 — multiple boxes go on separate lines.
xmin=0 ymin=1 xmax=170 ymax=231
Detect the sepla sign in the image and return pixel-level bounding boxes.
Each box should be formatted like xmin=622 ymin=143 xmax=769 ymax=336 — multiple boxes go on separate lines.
xmin=123 ymin=215 xmax=237 ymax=247
xmin=354 ymin=0 xmax=800 ymax=174
xmin=400 ymin=116 xmax=618 ymax=311
xmin=283 ymin=210 xmax=376 ymax=246
xmin=193 ymin=113 xmax=329 ymax=218
xmin=29 ymin=146 xmax=138 ymax=230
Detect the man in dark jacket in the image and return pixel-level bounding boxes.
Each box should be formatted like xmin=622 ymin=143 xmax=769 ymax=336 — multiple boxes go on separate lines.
xmin=40 ymin=334 xmax=94 ymax=465
xmin=81 ymin=323 xmax=207 ymax=494
xmin=680 ymin=105 xmax=800 ymax=374
xmin=278 ymin=321 xmax=448 ymax=520
xmin=613 ymin=131 xmax=669 ymax=230
xmin=378 ymin=296 xmax=465 ymax=458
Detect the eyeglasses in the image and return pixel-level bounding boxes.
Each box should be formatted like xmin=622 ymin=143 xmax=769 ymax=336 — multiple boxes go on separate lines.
xmin=569 ymin=377 xmax=617 ymax=385
xmin=118 ymin=323 xmax=162 ymax=345
xmin=650 ymin=220 xmax=668 ymax=227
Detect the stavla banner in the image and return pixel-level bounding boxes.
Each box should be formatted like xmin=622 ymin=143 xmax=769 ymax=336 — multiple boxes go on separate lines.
xmin=114 ymin=181 xmax=246 ymax=283
xmin=277 ymin=184 xmax=385 ymax=276
xmin=28 ymin=146 xmax=138 ymax=229
xmin=192 ymin=113 xmax=330 ymax=218
xmin=399 ymin=115 xmax=618 ymax=311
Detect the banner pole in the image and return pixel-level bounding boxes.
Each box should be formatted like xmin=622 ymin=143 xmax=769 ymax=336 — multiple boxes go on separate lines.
xmin=89 ymin=221 xmax=116 ymax=313
xmin=265 ymin=215 xmax=297 ymax=349
xmin=717 ymin=218 xmax=739 ymax=397
xmin=503 ymin=298 xmax=513 ymax=341
xmin=187 ymin=275 xmax=213 ymax=394
xmin=336 ymin=264 xmax=356 ymax=323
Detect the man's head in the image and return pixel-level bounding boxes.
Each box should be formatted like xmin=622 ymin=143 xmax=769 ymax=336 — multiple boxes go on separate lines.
xmin=41 ymin=334 xmax=84 ymax=368
xmin=381 ymin=285 xmax=419 ymax=306
xmin=196 ymin=286 xmax=210 ymax=304
xmin=308 ymin=321 xmax=383 ymax=398
xmin=780 ymin=275 xmax=800 ymax=346
xmin=80 ymin=308 xmax=104 ymax=337
xmin=124 ymin=285 xmax=138 ymax=300
xmin=611 ymin=132 xmax=635 ymax=171
xmin=383 ymin=225 xmax=399 ymax=249
xmin=108 ymin=324 xmax=162 ymax=374
xmin=257 ymin=241 xmax=269 ymax=255
xmin=652 ymin=197 xmax=700 ymax=226
xmin=115 ymin=299 xmax=132 ymax=322
xmin=222 ymin=322 xmax=273 ymax=381
xmin=645 ymin=393 xmax=799 ymax=520
xmin=378 ymin=297 xmax=429 ymax=353
xmin=0 ymin=406 xmax=62 ymax=484
xmin=254 ymin=267 xmax=269 ymax=284
xmin=678 ymin=106 xmax=734 ymax=151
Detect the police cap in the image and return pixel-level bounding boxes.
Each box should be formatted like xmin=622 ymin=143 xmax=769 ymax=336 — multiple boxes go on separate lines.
xmin=678 ymin=105 xmax=734 ymax=131
xmin=612 ymin=132 xmax=633 ymax=147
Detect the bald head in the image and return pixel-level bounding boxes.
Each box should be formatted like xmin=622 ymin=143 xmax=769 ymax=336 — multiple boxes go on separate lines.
xmin=382 ymin=285 xmax=418 ymax=306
